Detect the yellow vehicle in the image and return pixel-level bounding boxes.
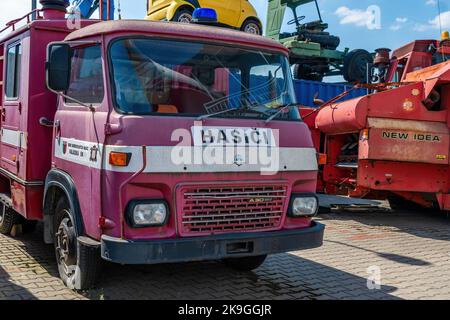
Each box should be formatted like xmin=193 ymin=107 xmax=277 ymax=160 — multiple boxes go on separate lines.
xmin=146 ymin=0 xmax=263 ymax=34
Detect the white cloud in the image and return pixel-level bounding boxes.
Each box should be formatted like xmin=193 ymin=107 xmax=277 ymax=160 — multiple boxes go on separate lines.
xmin=426 ymin=0 xmax=437 ymax=6
xmin=413 ymin=23 xmax=430 ymax=32
xmin=411 ymin=11 xmax=450 ymax=32
xmin=0 ymin=0 xmax=36 ymax=35
xmin=429 ymin=11 xmax=450 ymax=29
xmin=335 ymin=6 xmax=373 ymax=27
xmin=390 ymin=17 xmax=408 ymax=31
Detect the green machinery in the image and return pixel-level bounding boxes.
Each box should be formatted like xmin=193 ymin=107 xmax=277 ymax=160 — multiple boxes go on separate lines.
xmin=266 ymin=0 xmax=373 ymax=82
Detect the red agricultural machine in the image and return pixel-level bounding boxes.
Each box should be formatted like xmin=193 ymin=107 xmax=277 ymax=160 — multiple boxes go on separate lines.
xmin=301 ymin=32 xmax=450 ymax=210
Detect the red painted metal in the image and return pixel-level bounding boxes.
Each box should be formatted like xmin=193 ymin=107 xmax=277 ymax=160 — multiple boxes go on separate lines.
xmin=301 ymin=38 xmax=450 ymax=209
xmin=118 ymin=146 xmax=147 ymax=239
xmin=65 ymin=20 xmax=289 ymax=54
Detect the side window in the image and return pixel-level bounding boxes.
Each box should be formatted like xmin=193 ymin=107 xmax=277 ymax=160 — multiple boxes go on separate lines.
xmin=5 ymin=43 xmax=22 ymax=99
xmin=66 ymin=45 xmax=104 ymax=104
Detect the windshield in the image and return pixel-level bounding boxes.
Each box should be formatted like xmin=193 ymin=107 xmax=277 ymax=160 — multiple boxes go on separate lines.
xmin=109 ymin=38 xmax=300 ymax=121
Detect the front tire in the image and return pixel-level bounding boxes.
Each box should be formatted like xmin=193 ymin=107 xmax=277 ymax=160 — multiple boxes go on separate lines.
xmin=53 ymin=197 xmax=101 ymax=290
xmin=241 ymin=19 xmax=262 ymax=35
xmin=0 ymin=204 xmax=20 ymax=235
xmin=223 ymin=255 xmax=267 ymax=271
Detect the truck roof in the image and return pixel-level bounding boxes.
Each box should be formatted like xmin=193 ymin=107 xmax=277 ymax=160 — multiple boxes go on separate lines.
xmin=65 ymin=20 xmax=289 ymax=54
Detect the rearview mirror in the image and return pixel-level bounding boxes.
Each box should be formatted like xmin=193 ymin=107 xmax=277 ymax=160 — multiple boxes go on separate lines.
xmin=46 ymin=43 xmax=72 ymax=92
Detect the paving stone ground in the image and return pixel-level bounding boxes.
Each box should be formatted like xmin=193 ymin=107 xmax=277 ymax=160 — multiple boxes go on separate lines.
xmin=1 ymin=209 xmax=450 ymax=300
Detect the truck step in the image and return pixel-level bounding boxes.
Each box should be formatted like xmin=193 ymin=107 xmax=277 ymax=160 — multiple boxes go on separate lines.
xmin=335 ymin=162 xmax=358 ymax=169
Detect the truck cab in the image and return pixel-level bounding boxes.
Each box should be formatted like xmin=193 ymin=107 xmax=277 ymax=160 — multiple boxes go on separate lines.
xmin=0 ymin=1 xmax=323 ymax=290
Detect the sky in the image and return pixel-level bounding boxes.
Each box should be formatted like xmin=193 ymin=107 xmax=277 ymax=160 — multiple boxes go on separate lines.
xmin=1 ymin=0 xmax=449 ymax=54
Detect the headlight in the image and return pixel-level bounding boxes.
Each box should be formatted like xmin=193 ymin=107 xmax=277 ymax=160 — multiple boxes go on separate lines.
xmin=126 ymin=200 xmax=169 ymax=227
xmin=289 ymin=194 xmax=318 ymax=217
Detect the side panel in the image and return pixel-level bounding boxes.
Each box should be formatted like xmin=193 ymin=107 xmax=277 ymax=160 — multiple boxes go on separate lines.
xmin=265 ymin=0 xmax=287 ymax=39
xmin=360 ymin=118 xmax=450 ymax=165
xmin=1 ymin=33 xmax=27 ymax=177
xmin=0 ymin=27 xmax=70 ymax=219
xmin=357 ymin=160 xmax=448 ymax=193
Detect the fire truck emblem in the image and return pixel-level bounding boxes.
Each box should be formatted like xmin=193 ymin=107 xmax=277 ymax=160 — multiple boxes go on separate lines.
xmin=62 ymin=141 xmax=68 ymax=155
xmin=233 ymin=154 xmax=244 ymax=167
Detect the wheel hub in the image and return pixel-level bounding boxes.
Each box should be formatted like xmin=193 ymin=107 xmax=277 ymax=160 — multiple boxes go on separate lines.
xmin=55 ymin=217 xmax=76 ymax=276
xmin=178 ymin=13 xmax=192 ymax=23
xmin=244 ymin=23 xmax=260 ymax=34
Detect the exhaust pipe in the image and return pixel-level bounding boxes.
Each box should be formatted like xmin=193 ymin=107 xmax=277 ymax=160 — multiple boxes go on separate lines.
xmin=39 ymin=0 xmax=69 ymax=19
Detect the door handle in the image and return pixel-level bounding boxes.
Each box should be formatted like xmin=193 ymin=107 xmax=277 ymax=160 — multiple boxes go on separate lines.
xmin=39 ymin=117 xmax=54 ymax=128
xmin=1 ymin=108 xmax=5 ymax=122
xmin=54 ymin=120 xmax=61 ymax=141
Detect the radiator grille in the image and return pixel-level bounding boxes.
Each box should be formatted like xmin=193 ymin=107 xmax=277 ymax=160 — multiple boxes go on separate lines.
xmin=178 ymin=184 xmax=288 ymax=236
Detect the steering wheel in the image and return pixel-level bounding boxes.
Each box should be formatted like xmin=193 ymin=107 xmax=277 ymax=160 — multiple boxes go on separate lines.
xmin=287 ymin=15 xmax=306 ymax=26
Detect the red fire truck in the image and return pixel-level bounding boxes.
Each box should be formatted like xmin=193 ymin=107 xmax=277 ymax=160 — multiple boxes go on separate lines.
xmin=0 ymin=1 xmax=323 ymax=289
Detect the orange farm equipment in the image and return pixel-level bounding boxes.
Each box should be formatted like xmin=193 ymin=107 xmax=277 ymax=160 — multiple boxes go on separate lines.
xmin=301 ymin=34 xmax=450 ymax=209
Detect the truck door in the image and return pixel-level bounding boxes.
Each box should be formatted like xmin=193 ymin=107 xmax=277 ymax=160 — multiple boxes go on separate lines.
xmin=200 ymin=0 xmax=241 ymax=27
xmin=1 ymin=41 xmax=23 ymax=176
xmin=52 ymin=44 xmax=105 ymax=237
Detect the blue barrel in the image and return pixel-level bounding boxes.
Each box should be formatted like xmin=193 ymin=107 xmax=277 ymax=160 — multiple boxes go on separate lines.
xmin=293 ymin=79 xmax=368 ymax=107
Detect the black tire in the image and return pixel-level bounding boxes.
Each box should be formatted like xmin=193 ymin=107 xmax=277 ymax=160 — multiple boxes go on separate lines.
xmin=293 ymin=64 xmax=324 ymax=81
xmin=0 ymin=205 xmax=20 ymax=235
xmin=343 ymin=49 xmax=373 ymax=83
xmin=241 ymin=19 xmax=262 ymax=35
xmin=223 ymin=255 xmax=267 ymax=271
xmin=53 ymin=197 xmax=102 ymax=290
xmin=171 ymin=8 xmax=194 ymax=23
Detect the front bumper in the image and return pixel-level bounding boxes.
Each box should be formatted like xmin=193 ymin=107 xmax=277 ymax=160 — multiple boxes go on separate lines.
xmin=101 ymin=222 xmax=324 ymax=265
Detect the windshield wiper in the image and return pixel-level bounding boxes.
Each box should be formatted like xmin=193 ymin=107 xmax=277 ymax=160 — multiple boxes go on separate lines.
xmin=265 ymin=103 xmax=297 ymax=124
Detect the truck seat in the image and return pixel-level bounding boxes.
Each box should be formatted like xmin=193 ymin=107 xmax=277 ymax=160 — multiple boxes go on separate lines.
xmin=157 ymin=105 xmax=178 ymax=113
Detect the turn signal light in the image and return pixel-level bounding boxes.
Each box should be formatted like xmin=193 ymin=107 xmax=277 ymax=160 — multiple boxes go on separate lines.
xmin=109 ymin=152 xmax=131 ymax=167
xmin=361 ymin=129 xmax=369 ymax=140
xmin=318 ymin=153 xmax=327 ymax=165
